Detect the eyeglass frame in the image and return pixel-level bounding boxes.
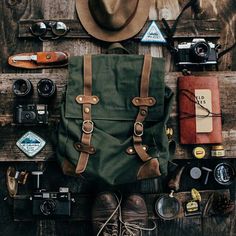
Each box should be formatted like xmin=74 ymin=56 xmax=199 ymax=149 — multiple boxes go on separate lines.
xmin=29 ymin=21 xmax=70 ymax=41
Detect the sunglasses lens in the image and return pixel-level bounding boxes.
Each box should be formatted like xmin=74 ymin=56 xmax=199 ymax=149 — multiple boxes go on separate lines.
xmin=31 ymin=22 xmax=47 ymax=36
xmin=51 ymin=22 xmax=68 ymax=36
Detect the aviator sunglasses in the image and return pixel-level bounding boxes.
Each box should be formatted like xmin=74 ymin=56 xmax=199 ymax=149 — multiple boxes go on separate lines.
xmin=29 ymin=21 xmax=69 ymax=41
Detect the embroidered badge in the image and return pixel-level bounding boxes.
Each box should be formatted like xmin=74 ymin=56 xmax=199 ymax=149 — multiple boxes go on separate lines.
xmin=16 ymin=131 xmax=46 ymax=157
xmin=141 ymin=21 xmax=166 ymax=44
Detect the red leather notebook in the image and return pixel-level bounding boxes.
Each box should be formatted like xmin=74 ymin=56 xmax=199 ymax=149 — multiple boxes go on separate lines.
xmin=178 ymin=76 xmax=222 ymax=144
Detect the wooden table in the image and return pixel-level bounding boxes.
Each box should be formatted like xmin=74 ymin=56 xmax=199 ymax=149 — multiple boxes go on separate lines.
xmin=0 ymin=0 xmax=235 ymax=235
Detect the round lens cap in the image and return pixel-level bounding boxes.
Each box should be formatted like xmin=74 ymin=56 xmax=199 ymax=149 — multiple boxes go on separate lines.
xmin=37 ymin=79 xmax=56 ymax=98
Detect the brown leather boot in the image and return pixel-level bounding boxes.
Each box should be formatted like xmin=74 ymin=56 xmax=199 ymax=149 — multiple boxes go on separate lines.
xmin=92 ymin=192 xmax=120 ymax=236
xmin=121 ymin=194 xmax=149 ymax=236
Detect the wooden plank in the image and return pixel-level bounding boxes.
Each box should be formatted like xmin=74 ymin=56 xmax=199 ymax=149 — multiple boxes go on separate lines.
xmin=13 ymin=189 xmax=230 ymax=221
xmin=18 ymin=19 xmax=221 ymax=40
xmin=0 ymin=0 xmax=43 ymax=73
xmin=0 ymin=72 xmax=236 ymax=161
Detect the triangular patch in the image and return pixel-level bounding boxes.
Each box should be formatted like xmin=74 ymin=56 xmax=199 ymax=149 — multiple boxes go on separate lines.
xmin=141 ymin=21 xmax=166 ymax=43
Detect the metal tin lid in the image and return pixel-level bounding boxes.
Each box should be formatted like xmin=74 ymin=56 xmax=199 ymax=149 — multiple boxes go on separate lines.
xmin=193 ymin=147 xmax=206 ymax=159
xmin=211 ymin=145 xmax=224 ymax=150
xmin=214 ymin=163 xmax=235 ymax=185
xmin=190 ymin=167 xmax=202 ymax=179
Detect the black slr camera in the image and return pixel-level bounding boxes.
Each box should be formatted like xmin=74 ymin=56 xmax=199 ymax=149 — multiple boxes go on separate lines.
xmin=176 ymin=38 xmax=218 ymax=65
xmin=14 ymin=104 xmax=48 ymax=125
xmin=32 ymin=187 xmax=71 ymax=217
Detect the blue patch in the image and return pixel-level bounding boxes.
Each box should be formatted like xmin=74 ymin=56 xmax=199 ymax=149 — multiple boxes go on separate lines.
xmin=16 ymin=131 xmax=46 ymax=157
xmin=141 ymin=21 xmax=166 ymax=44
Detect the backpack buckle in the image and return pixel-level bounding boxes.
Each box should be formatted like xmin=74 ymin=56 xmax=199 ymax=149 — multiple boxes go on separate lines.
xmin=134 ymin=122 xmax=144 ymax=137
xmin=82 ymin=120 xmax=94 ymax=134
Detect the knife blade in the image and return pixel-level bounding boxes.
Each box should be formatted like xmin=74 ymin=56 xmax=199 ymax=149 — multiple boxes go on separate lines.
xmin=11 ymin=52 xmax=68 ymax=64
xmin=12 ymin=55 xmax=37 ymax=62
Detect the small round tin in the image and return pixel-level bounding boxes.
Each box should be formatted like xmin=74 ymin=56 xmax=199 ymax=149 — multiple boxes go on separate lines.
xmin=190 ymin=167 xmax=202 ymax=180
xmin=192 ymin=147 xmax=206 ymax=159
xmin=214 ymin=163 xmax=235 ymax=185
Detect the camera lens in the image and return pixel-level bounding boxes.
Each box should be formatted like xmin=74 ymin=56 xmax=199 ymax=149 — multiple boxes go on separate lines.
xmin=37 ymin=79 xmax=56 ymax=98
xmin=23 ymin=111 xmax=36 ymax=120
xmin=40 ymin=199 xmax=56 ymax=216
xmin=191 ymin=41 xmax=210 ymax=62
xmin=13 ymin=79 xmax=33 ymax=97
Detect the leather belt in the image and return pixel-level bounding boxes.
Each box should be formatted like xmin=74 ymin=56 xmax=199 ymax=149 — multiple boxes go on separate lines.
xmin=132 ymin=55 xmax=156 ymax=162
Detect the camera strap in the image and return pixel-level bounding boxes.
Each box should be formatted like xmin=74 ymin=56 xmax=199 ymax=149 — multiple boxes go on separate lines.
xmin=161 ymin=0 xmax=200 ymax=52
xmin=218 ymin=41 xmax=236 ymax=59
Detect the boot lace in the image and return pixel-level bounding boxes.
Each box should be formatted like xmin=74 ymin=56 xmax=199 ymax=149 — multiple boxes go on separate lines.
xmin=96 ymin=194 xmax=122 ymax=236
xmin=120 ymin=221 xmax=156 ymax=236
xmin=99 ymin=222 xmax=119 ymax=236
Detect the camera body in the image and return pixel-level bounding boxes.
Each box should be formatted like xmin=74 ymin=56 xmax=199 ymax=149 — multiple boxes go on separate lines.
xmin=176 ymin=38 xmax=218 ymax=65
xmin=14 ymin=104 xmax=48 ymax=125
xmin=32 ymin=187 xmax=71 ymax=217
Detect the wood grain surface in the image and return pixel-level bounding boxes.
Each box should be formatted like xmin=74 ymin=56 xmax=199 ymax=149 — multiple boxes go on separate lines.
xmin=0 ymin=0 xmax=235 ymax=236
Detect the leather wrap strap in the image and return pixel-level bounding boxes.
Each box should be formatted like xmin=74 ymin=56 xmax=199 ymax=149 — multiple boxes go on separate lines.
xmin=133 ymin=55 xmax=155 ymax=162
xmin=76 ymin=55 xmax=96 ymax=173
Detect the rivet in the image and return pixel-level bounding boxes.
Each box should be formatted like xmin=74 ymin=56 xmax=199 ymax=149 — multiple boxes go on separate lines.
xmin=140 ymin=110 xmax=147 ymax=116
xmin=79 ymin=97 xmax=83 ymax=101
xmin=129 ymin=148 xmax=133 ymax=153
xmin=135 ymin=99 xmax=139 ymax=103
xmin=84 ymin=107 xmax=90 ymax=113
xmin=77 ymin=144 xmax=81 ymax=148
xmin=46 ymin=54 xmax=51 ymax=59
xmin=149 ymin=99 xmax=153 ymax=104
xmin=93 ymin=97 xmax=97 ymax=102
xmin=143 ymin=146 xmax=147 ymax=151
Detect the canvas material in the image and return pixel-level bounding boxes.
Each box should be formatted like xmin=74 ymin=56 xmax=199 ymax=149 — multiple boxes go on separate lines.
xmin=55 ymin=54 xmax=174 ymax=185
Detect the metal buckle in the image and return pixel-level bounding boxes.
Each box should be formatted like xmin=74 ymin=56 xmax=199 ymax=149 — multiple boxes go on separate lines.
xmin=82 ymin=120 xmax=94 ymax=134
xmin=134 ymin=122 xmax=144 ymax=137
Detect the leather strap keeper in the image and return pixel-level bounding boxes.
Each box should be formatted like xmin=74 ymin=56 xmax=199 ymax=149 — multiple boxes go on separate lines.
xmin=126 ymin=145 xmax=148 ymax=155
xmin=132 ymin=97 xmax=156 ymax=106
xmin=76 ymin=95 xmax=99 ymax=104
xmin=74 ymin=142 xmax=96 ymax=154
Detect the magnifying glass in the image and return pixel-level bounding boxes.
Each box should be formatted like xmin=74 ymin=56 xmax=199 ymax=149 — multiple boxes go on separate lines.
xmin=155 ymin=190 xmax=181 ymax=220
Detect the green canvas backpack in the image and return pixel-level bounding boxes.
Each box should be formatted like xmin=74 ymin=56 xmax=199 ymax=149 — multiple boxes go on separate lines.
xmin=55 ymin=54 xmax=174 ymax=185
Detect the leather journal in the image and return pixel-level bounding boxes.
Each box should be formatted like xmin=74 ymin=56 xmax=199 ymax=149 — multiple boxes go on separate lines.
xmin=178 ymin=76 xmax=222 ymax=144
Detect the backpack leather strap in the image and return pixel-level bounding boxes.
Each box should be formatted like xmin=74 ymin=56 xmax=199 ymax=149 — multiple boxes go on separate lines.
xmin=76 ymin=55 xmax=95 ymax=173
xmin=132 ymin=55 xmax=155 ymax=162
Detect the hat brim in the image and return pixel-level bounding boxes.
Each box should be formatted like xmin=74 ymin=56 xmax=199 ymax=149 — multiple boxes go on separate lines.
xmin=76 ymin=0 xmax=150 ymax=42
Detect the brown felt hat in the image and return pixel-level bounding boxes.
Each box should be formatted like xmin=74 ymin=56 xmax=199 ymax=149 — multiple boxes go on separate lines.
xmin=76 ymin=0 xmax=151 ymax=42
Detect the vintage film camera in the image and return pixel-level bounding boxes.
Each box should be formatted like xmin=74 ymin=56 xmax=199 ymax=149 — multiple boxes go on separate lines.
xmin=14 ymin=104 xmax=48 ymax=125
xmin=31 ymin=171 xmax=72 ymax=217
xmin=13 ymin=171 xmax=73 ymax=219
xmin=32 ymin=187 xmax=71 ymax=216
xmin=176 ymin=38 xmax=219 ymax=66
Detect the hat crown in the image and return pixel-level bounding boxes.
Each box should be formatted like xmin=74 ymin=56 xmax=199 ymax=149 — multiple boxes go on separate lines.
xmin=89 ymin=0 xmax=138 ymax=31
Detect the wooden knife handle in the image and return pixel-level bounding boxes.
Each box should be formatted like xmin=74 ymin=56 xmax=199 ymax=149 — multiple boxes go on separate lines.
xmin=37 ymin=52 xmax=68 ymax=64
xmin=168 ymin=166 xmax=186 ymax=192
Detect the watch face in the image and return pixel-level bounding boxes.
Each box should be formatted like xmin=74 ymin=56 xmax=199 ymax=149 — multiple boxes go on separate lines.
xmin=16 ymin=131 xmax=46 ymax=157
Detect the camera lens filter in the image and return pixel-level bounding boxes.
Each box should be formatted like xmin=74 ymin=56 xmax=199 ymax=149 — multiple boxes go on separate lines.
xmin=37 ymin=79 xmax=56 ymax=98
xmin=13 ymin=79 xmax=33 ymax=97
